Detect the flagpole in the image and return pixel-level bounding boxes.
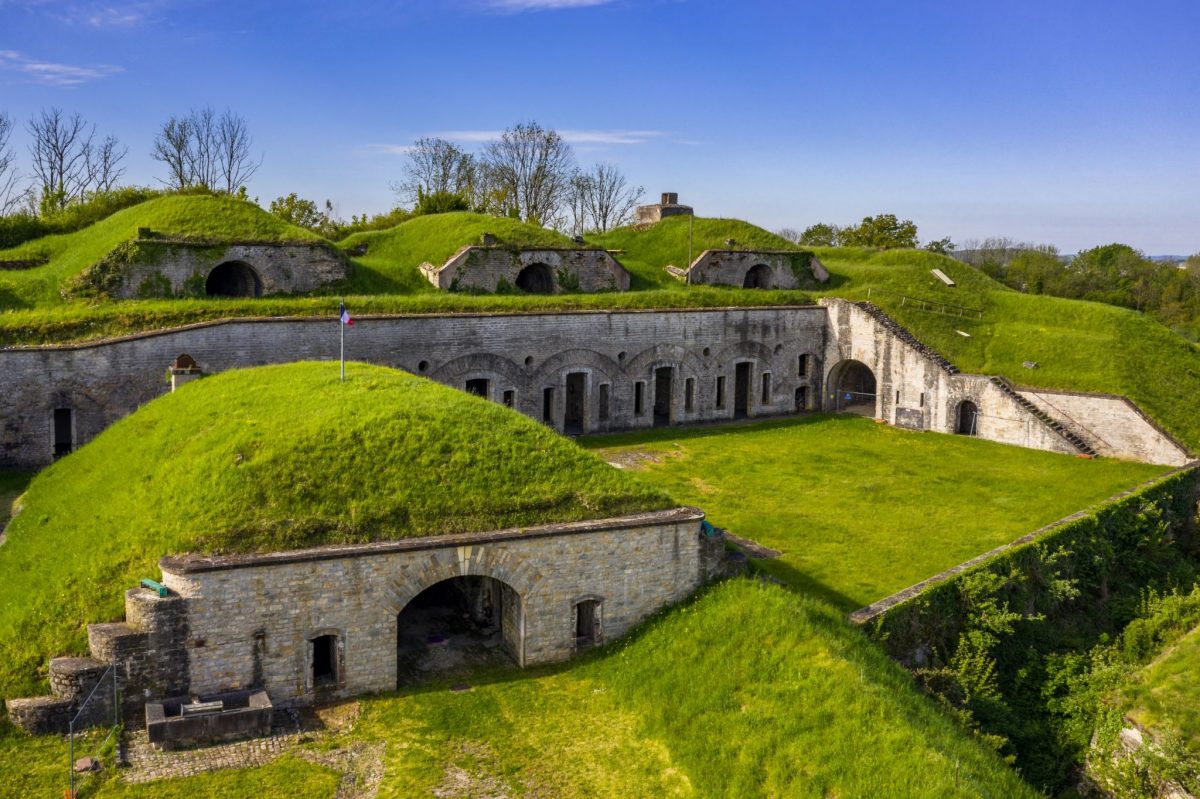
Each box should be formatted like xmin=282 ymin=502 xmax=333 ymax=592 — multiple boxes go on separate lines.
xmin=340 ymin=297 xmax=345 ymax=383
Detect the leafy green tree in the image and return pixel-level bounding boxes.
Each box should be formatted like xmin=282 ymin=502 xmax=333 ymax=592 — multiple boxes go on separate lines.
xmin=798 ymin=223 xmax=839 ymax=246
xmin=839 ymin=214 xmax=918 ymax=249
xmin=924 ymin=236 xmax=955 ymax=255
xmin=413 ymin=188 xmax=470 ymax=215
xmin=268 ymin=193 xmax=329 ymax=230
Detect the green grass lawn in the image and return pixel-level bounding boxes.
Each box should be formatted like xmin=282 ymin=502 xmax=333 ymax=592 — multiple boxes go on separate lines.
xmin=1123 ymin=623 xmax=1200 ymax=753
xmin=584 ymin=415 xmax=1167 ymax=610
xmin=0 ymin=362 xmax=671 ymax=700
xmin=0 ymin=580 xmax=1042 ymax=798
xmin=0 ymin=195 xmax=319 ymax=308
xmin=0 ymin=469 xmax=31 ymax=530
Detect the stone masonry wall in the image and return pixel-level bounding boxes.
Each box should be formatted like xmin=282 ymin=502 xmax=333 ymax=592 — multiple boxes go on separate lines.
xmin=423 ymin=246 xmax=631 ymax=293
xmin=1020 ymin=389 xmax=1191 ymax=465
xmin=158 ymin=508 xmax=709 ymax=705
xmin=111 ymin=240 xmax=348 ymax=299
xmin=684 ymin=249 xmax=830 ymax=289
xmin=0 ymin=307 xmax=828 ymax=467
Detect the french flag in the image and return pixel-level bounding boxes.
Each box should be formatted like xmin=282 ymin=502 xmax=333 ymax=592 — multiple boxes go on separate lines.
xmin=339 ymin=300 xmax=353 ymax=326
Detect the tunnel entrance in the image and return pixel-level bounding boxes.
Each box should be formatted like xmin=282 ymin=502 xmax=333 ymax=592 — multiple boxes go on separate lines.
xmin=956 ymin=400 xmax=980 ymax=435
xmin=734 ymin=362 xmax=752 ymax=419
xmin=396 ymin=576 xmax=522 ymax=687
xmin=564 ymin=372 xmax=586 ymax=435
xmin=743 ymin=263 xmax=773 ymax=289
xmin=653 ymin=366 xmax=673 ymax=427
xmin=829 ymin=359 xmax=877 ymax=416
xmin=205 ymin=261 xmax=263 ymax=297
xmin=515 ymin=263 xmax=554 ymax=294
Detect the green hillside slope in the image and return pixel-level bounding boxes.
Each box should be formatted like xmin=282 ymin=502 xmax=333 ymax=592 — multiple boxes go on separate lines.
xmin=338 ymin=211 xmax=581 ymax=293
xmin=0 ymin=194 xmax=320 ymax=308
xmin=0 ymin=362 xmax=670 ymax=699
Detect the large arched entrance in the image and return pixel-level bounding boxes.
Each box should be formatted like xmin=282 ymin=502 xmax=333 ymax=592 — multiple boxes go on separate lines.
xmin=828 ymin=359 xmax=877 ymax=415
xmin=515 ymin=263 xmax=554 ymax=294
xmin=743 ymin=264 xmax=773 ymax=289
xmin=395 ymin=575 xmax=522 ymax=687
xmin=956 ymin=400 xmax=980 ymax=435
xmin=205 ymin=261 xmax=262 ymax=297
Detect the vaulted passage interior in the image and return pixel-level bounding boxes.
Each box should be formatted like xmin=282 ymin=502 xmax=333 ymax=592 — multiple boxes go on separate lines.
xmin=205 ymin=261 xmax=263 ymax=297
xmin=829 ymin=359 xmax=877 ymax=415
xmin=564 ymin=371 xmax=586 ymax=435
xmin=743 ymin=263 xmax=773 ymax=289
xmin=515 ymin=263 xmax=554 ymax=294
xmin=395 ymin=576 xmax=522 ymax=686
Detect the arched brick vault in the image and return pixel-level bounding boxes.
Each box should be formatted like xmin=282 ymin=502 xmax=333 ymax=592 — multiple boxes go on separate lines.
xmin=624 ymin=343 xmax=707 ymax=378
xmin=532 ymin=348 xmax=623 ymax=382
xmin=379 ymin=544 xmax=547 ymax=617
xmin=712 ymin=339 xmax=777 ymax=371
xmin=429 ymin=352 xmax=526 ymax=385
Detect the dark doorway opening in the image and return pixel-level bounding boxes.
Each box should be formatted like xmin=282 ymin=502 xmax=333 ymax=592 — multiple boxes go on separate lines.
xmin=734 ymin=362 xmax=752 ymax=419
xmin=634 ymin=382 xmax=645 ymax=416
xmin=829 ymin=360 xmax=877 ymax=416
xmin=311 ymin=634 xmax=337 ymax=687
xmin=205 ymin=261 xmax=262 ymax=297
xmin=575 ymin=599 xmax=601 ymax=648
xmin=598 ymin=384 xmax=610 ymax=421
xmin=956 ymin=400 xmax=980 ymax=435
xmin=653 ymin=366 xmax=673 ymax=427
xmin=542 ymin=387 xmax=554 ymax=423
xmin=515 ymin=263 xmax=554 ymax=294
xmin=795 ymin=386 xmax=809 ymax=411
xmin=53 ymin=408 xmax=73 ymax=459
xmin=564 ymin=372 xmax=586 ymax=435
xmin=743 ymin=263 xmax=773 ymax=289
xmin=396 ymin=576 xmax=521 ymax=687
xmin=465 ymin=378 xmax=489 ymax=398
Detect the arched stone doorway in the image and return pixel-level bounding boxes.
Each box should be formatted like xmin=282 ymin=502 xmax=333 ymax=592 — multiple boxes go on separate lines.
xmin=743 ymin=264 xmax=773 ymax=289
xmin=395 ymin=575 xmax=522 ymax=687
xmin=515 ymin=263 xmax=554 ymax=294
xmin=828 ymin=359 xmax=877 ymax=415
xmin=205 ymin=261 xmax=262 ymax=297
xmin=956 ymin=400 xmax=980 ymax=435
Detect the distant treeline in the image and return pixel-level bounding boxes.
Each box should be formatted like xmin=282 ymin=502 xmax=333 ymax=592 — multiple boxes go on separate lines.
xmin=957 ymin=238 xmax=1200 ymax=340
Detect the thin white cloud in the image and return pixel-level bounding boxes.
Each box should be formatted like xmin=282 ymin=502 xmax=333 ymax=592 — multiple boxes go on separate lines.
xmin=487 ymin=0 xmax=615 ymax=11
xmin=422 ymin=129 xmax=668 ymax=146
xmin=0 ymin=50 xmax=123 ymax=86
xmin=2 ymin=0 xmax=160 ymax=28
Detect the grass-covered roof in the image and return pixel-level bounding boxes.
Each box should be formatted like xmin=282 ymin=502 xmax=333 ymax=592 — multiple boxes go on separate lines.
xmin=0 ymin=194 xmax=321 ymax=308
xmin=0 ymin=362 xmax=672 ymax=698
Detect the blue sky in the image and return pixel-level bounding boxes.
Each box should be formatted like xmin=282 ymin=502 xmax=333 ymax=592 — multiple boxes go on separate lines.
xmin=1 ymin=0 xmax=1197 ymax=253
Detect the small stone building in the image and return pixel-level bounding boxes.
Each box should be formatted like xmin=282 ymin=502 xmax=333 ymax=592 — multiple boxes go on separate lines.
xmin=74 ymin=237 xmax=349 ymax=300
xmin=634 ymin=192 xmax=694 ymax=226
xmin=420 ymin=245 xmax=631 ymax=293
xmin=679 ymin=249 xmax=831 ymax=289
xmin=7 ymin=507 xmax=726 ymax=732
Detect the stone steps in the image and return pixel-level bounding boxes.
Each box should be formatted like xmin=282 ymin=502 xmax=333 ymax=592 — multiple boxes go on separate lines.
xmin=988 ymin=376 xmax=1097 ymax=456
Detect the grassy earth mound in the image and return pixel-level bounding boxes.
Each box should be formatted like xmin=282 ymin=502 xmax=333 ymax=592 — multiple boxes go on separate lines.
xmin=338 ymin=211 xmax=582 ymax=293
xmin=0 ymin=194 xmax=321 ymax=308
xmin=0 ymin=361 xmax=671 ymax=699
xmin=587 ymin=215 xmax=803 ymax=289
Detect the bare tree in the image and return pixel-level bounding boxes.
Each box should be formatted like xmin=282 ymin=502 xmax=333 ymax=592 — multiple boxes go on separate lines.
xmin=566 ymin=171 xmax=592 ymax=237
xmin=216 ymin=109 xmax=260 ymax=193
xmin=151 ymin=107 xmax=259 ymax=193
xmin=482 ymin=121 xmax=575 ymax=226
xmin=83 ymin=134 xmax=127 ymax=193
xmin=392 ymin=137 xmax=476 ymax=205
xmin=775 ymin=227 xmax=801 ymax=243
xmin=26 ymin=108 xmax=94 ymax=212
xmin=579 ymin=162 xmax=642 ymax=233
xmin=0 ymin=112 xmax=21 ymax=215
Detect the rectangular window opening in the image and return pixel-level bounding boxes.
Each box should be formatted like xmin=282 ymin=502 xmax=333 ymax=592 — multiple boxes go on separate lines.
xmin=542 ymin=387 xmax=554 ymax=422
xmin=465 ymin=378 xmax=489 ymax=398
xmin=634 ymin=381 xmax=645 ymax=416
xmin=798 ymin=354 xmax=808 ymax=377
xmin=685 ymin=377 xmax=695 ymax=412
xmin=598 ymin=384 xmax=610 ymax=421
xmin=502 ymin=389 xmax=515 ymax=408
xmin=919 ymin=392 xmax=925 ymax=408
xmin=761 ymin=372 xmax=772 ymax=405
xmin=895 ymin=390 xmax=901 ymax=404
xmin=716 ymin=376 xmax=726 ymax=409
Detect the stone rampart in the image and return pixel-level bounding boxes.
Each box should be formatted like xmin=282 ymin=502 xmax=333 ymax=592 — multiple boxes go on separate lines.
xmin=683 ymin=249 xmax=830 ymax=289
xmin=422 ymin=246 xmax=630 ymax=293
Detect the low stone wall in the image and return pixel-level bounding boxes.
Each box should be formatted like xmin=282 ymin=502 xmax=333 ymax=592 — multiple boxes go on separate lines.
xmin=159 ymin=507 xmax=713 ymax=705
xmin=683 ymin=249 xmax=829 ymax=289
xmin=422 ymin=246 xmax=631 ymax=293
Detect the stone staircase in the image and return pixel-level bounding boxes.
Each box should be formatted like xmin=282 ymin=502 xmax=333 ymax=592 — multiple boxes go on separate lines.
xmin=988 ymin=376 xmax=1097 ymax=457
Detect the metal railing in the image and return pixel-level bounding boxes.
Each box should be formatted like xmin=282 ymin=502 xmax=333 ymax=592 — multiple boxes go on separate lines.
xmin=865 ymin=287 xmax=983 ymax=319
